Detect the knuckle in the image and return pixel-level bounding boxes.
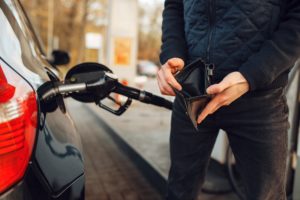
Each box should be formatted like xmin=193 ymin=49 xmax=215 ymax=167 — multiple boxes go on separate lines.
xmin=219 ymin=94 xmax=228 ymax=102
xmin=165 ymin=77 xmax=171 ymax=83
xmin=162 ymin=85 xmax=169 ymax=91
xmin=226 ymin=80 xmax=233 ymax=86
xmin=217 ymin=86 xmax=224 ymax=92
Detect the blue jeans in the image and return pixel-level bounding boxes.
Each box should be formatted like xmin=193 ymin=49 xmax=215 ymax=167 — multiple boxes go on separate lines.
xmin=166 ymin=87 xmax=289 ymax=200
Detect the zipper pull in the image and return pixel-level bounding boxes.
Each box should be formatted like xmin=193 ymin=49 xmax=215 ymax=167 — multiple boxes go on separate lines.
xmin=205 ymin=64 xmax=215 ymax=88
xmin=206 ymin=64 xmax=214 ymax=76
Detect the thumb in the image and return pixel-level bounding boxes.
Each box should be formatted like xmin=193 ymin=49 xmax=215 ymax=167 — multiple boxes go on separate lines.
xmin=206 ymin=72 xmax=247 ymax=94
xmin=207 ymin=72 xmax=244 ymax=94
xmin=167 ymin=58 xmax=184 ymax=70
xmin=206 ymin=83 xmax=224 ymax=94
xmin=207 ymin=79 xmax=232 ymax=94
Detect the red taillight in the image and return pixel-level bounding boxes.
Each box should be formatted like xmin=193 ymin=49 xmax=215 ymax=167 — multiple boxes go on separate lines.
xmin=0 ymin=62 xmax=37 ymax=194
xmin=0 ymin=67 xmax=15 ymax=103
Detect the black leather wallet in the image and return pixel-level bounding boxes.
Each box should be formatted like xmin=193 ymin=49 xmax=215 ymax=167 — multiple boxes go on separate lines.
xmin=173 ymin=58 xmax=214 ymax=130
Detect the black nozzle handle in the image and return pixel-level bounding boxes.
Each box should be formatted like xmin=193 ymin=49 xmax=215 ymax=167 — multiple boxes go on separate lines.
xmin=114 ymin=83 xmax=173 ymax=110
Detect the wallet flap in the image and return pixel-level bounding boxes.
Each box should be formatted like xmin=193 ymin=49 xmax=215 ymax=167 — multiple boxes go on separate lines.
xmin=173 ymin=58 xmax=213 ymax=131
xmin=175 ymin=58 xmax=206 ymax=83
xmin=186 ymin=96 xmax=211 ymax=130
xmin=175 ymin=58 xmax=207 ymax=97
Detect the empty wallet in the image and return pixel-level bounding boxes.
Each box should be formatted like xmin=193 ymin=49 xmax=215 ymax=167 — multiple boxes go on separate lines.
xmin=173 ymin=58 xmax=214 ymax=130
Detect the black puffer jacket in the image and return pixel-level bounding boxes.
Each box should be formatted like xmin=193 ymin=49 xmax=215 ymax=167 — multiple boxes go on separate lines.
xmin=160 ymin=0 xmax=300 ymax=91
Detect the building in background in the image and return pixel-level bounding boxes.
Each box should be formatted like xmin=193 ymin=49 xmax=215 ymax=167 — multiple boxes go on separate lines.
xmin=20 ymin=0 xmax=162 ymax=81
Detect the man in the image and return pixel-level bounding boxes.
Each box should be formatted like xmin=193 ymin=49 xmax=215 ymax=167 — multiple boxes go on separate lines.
xmin=157 ymin=0 xmax=300 ymax=200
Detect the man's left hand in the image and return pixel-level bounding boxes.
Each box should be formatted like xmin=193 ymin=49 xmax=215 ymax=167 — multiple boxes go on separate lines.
xmin=197 ymin=72 xmax=250 ymax=124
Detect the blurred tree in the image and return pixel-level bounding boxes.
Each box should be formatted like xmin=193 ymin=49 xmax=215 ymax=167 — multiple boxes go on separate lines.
xmin=138 ymin=1 xmax=163 ymax=65
xmin=84 ymin=0 xmax=108 ymax=63
xmin=20 ymin=0 xmax=48 ymax=48
xmin=20 ymin=0 xmax=108 ymax=69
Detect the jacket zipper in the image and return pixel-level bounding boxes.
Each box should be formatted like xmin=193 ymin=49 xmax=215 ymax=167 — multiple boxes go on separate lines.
xmin=207 ymin=0 xmax=215 ymax=64
xmin=206 ymin=0 xmax=215 ymax=86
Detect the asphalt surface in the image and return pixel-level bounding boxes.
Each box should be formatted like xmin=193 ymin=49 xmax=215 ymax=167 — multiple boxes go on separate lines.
xmin=66 ymin=99 xmax=239 ymax=200
xmin=67 ymin=100 xmax=162 ymax=200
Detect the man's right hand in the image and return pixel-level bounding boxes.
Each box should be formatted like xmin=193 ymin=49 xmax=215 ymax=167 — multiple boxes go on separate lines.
xmin=157 ymin=58 xmax=184 ymax=96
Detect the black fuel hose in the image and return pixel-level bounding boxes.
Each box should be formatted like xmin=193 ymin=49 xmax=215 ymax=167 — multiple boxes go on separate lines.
xmin=114 ymin=83 xmax=173 ymax=110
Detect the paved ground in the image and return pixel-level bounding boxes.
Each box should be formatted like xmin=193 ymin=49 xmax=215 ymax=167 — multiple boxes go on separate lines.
xmin=67 ymin=100 xmax=163 ymax=200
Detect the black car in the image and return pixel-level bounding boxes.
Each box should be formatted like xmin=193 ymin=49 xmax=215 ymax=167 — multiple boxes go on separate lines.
xmin=0 ymin=0 xmax=84 ymax=199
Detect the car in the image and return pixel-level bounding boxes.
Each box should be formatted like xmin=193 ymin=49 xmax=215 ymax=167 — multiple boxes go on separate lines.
xmin=0 ymin=0 xmax=84 ymax=199
xmin=137 ymin=60 xmax=159 ymax=77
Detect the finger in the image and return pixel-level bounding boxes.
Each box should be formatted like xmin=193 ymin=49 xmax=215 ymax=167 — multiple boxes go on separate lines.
xmin=207 ymin=72 xmax=248 ymax=95
xmin=157 ymin=75 xmax=166 ymax=95
xmin=167 ymin=58 xmax=184 ymax=70
xmin=209 ymin=104 xmax=223 ymax=115
xmin=197 ymin=93 xmax=229 ymax=123
xmin=206 ymin=84 xmax=222 ymax=94
xmin=206 ymin=78 xmax=233 ymax=94
xmin=199 ymin=83 xmax=249 ymax=123
xmin=197 ymin=98 xmax=220 ymax=124
xmin=158 ymin=72 xmax=176 ymax=96
xmin=162 ymin=66 xmax=182 ymax=91
xmin=157 ymin=72 xmax=172 ymax=95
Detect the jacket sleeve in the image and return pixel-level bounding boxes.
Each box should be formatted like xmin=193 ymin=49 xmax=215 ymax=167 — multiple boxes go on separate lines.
xmin=159 ymin=0 xmax=188 ymax=65
xmin=238 ymin=0 xmax=300 ymax=91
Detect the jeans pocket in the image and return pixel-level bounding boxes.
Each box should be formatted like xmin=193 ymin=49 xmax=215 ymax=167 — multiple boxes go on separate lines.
xmin=247 ymin=86 xmax=284 ymax=98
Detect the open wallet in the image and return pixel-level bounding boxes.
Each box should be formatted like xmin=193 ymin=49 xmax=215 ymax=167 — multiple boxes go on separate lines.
xmin=173 ymin=58 xmax=214 ymax=130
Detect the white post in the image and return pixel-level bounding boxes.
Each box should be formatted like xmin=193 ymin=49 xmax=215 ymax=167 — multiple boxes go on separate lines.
xmin=106 ymin=0 xmax=138 ymax=84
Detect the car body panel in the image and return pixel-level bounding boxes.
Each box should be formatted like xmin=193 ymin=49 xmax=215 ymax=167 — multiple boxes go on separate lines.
xmin=35 ymin=110 xmax=84 ymax=195
xmin=0 ymin=167 xmax=84 ymax=200
xmin=0 ymin=0 xmax=84 ymax=199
